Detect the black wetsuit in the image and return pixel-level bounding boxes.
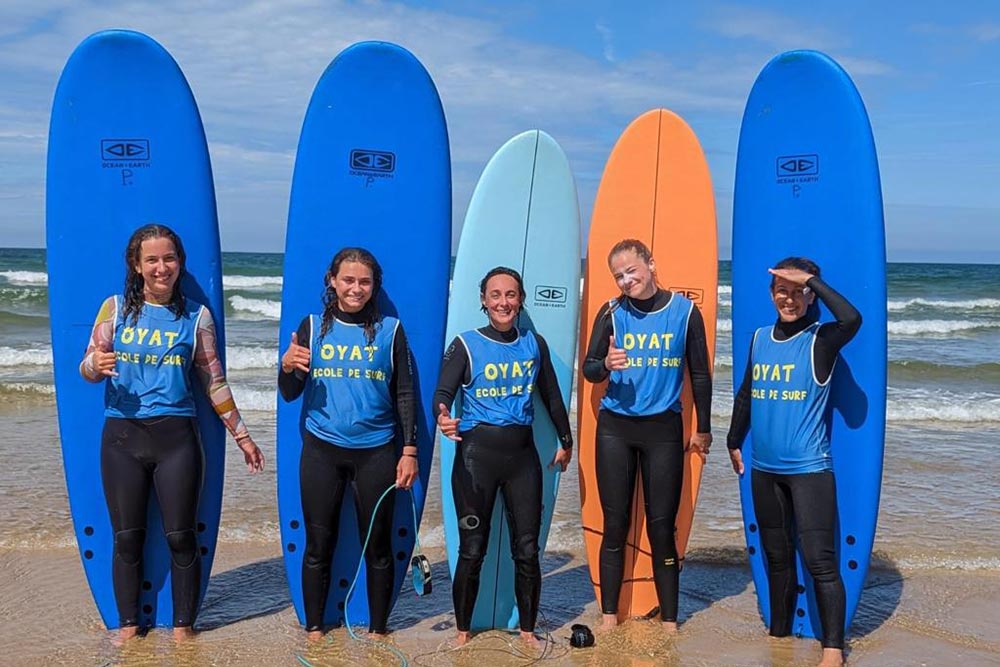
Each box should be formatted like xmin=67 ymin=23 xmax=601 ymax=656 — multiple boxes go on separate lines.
xmin=727 ymin=276 xmax=861 ymax=649
xmin=581 ymin=289 xmax=712 ymax=621
xmin=278 ymin=308 xmax=417 ymax=634
xmin=101 ymin=415 xmax=203 ymax=628
xmin=433 ymin=325 xmax=572 ymax=633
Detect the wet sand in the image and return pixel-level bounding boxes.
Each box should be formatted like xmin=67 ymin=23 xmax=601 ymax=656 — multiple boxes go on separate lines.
xmin=3 ymin=543 xmax=997 ymax=666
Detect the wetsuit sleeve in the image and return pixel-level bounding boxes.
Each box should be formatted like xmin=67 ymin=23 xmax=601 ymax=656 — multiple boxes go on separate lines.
xmin=685 ymin=306 xmax=712 ymax=434
xmin=278 ymin=316 xmax=311 ymax=402
xmin=79 ymin=295 xmax=116 ymax=382
xmin=727 ymin=343 xmax=754 ymax=450
xmin=533 ymin=334 xmax=574 ymax=449
xmin=432 ymin=336 xmax=470 ymax=413
xmin=582 ymin=302 xmax=614 ymax=383
xmin=193 ymin=307 xmax=250 ymax=441
xmin=391 ymin=324 xmax=418 ymax=446
xmin=808 ymin=277 xmax=862 ymax=384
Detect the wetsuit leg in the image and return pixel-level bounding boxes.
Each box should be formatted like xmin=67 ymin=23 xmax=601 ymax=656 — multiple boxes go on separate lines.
xmin=498 ymin=435 xmax=542 ymax=632
xmin=636 ymin=410 xmax=684 ymax=622
xmin=300 ymin=431 xmax=349 ymax=631
xmin=351 ymin=442 xmax=398 ymax=634
xmin=101 ymin=418 xmax=152 ymax=628
xmin=751 ymin=468 xmax=797 ymax=637
xmin=595 ymin=409 xmax=639 ymax=615
xmin=450 ymin=426 xmax=504 ymax=632
xmin=149 ymin=416 xmax=204 ymax=627
xmin=788 ymin=471 xmax=845 ymax=649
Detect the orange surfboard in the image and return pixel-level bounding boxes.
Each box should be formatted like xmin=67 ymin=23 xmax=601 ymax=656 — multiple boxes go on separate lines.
xmin=578 ymin=109 xmax=718 ymax=620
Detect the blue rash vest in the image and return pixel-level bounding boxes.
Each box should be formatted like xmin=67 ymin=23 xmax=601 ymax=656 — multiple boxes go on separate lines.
xmin=458 ymin=328 xmax=539 ymax=430
xmin=601 ymin=293 xmax=693 ymax=417
xmin=749 ymin=323 xmax=834 ymax=474
xmin=105 ymin=296 xmax=202 ymax=418
xmin=303 ymin=314 xmax=399 ymax=448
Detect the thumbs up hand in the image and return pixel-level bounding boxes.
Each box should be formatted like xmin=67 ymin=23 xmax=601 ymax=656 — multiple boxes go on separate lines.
xmin=281 ymin=332 xmax=311 ymax=374
xmin=604 ymin=335 xmax=629 ymax=371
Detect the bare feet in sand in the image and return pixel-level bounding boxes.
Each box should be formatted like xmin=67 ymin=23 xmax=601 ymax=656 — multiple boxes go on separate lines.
xmin=305 ymin=629 xmax=324 ymax=642
xmin=597 ymin=613 xmax=618 ymax=632
xmin=662 ymin=620 xmax=678 ymax=635
xmin=454 ymin=630 xmax=471 ymax=646
xmin=817 ymin=647 xmax=845 ymax=666
xmin=368 ymin=631 xmax=388 ymax=641
xmin=173 ymin=626 xmax=195 ymax=642
xmin=520 ymin=630 xmax=540 ymax=646
xmin=112 ymin=625 xmax=139 ymax=646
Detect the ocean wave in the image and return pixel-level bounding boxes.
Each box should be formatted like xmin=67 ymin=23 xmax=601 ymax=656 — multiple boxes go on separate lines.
xmin=222 ymin=274 xmax=283 ymax=290
xmin=0 ymin=270 xmax=47 ymax=285
xmin=888 ymin=319 xmax=998 ymax=336
xmin=0 ymin=382 xmax=56 ymax=396
xmin=718 ymin=285 xmax=731 ymax=295
xmin=716 ymin=319 xmax=732 ymax=333
xmin=0 ymin=346 xmax=52 ymax=366
xmin=714 ymin=354 xmax=733 ymax=369
xmin=228 ymin=295 xmax=281 ymax=320
xmin=227 ymin=346 xmax=278 ymax=370
xmin=888 ymin=297 xmax=1000 ymax=312
xmin=229 ymin=385 xmax=276 ymax=412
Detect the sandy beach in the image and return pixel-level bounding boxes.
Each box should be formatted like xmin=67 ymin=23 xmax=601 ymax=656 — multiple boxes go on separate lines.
xmin=3 ymin=540 xmax=998 ymax=666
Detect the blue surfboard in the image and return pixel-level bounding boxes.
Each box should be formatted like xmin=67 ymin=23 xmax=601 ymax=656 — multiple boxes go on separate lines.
xmin=732 ymin=50 xmax=887 ymax=639
xmin=46 ymin=30 xmax=226 ymax=629
xmin=440 ymin=130 xmax=580 ymax=631
xmin=278 ymin=41 xmax=450 ymax=629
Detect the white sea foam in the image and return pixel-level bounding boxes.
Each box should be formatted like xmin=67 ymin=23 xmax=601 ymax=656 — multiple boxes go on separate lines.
xmin=228 ymin=385 xmax=277 ymax=412
xmin=887 ymin=319 xmax=997 ymax=336
xmin=227 ymin=346 xmax=278 ymax=370
xmin=0 ymin=270 xmax=47 ymax=285
xmin=229 ymin=295 xmax=281 ymax=320
xmin=888 ymin=297 xmax=1000 ymax=312
xmin=222 ymin=274 xmax=283 ymax=290
xmin=0 ymin=346 xmax=52 ymax=366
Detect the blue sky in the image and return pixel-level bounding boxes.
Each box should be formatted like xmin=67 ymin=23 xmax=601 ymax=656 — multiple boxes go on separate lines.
xmin=1 ymin=1 xmax=998 ymax=262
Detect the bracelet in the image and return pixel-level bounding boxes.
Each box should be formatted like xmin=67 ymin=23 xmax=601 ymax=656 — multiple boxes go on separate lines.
xmin=235 ymin=433 xmax=252 ymax=442
xmin=403 ymin=452 xmax=418 ymax=458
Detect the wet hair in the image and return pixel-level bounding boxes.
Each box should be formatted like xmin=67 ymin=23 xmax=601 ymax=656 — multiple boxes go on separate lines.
xmin=121 ymin=223 xmax=187 ymax=326
xmin=607 ymin=239 xmax=652 ymax=266
xmin=769 ymin=256 xmax=821 ymax=290
xmin=479 ymin=266 xmax=525 ymax=313
xmin=320 ymin=247 xmax=383 ymax=343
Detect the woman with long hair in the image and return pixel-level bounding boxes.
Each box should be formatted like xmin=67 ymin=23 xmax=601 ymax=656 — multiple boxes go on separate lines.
xmin=80 ymin=223 xmax=264 ymax=641
xmin=279 ymin=247 xmax=418 ymax=641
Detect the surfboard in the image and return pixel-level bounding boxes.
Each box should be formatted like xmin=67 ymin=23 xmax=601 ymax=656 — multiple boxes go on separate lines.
xmin=440 ymin=130 xmax=580 ymax=631
xmin=46 ymin=30 xmax=226 ymax=629
xmin=578 ymin=109 xmax=718 ymax=621
xmin=278 ymin=41 xmax=450 ymax=629
xmin=732 ymin=50 xmax=886 ymax=639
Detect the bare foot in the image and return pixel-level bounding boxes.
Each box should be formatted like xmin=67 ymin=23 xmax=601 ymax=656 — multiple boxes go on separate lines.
xmin=454 ymin=630 xmax=471 ymax=646
xmin=817 ymin=648 xmax=845 ymax=666
xmin=367 ymin=631 xmax=388 ymax=640
xmin=520 ymin=630 xmax=540 ymax=646
xmin=661 ymin=621 xmax=678 ymax=635
xmin=305 ymin=630 xmax=324 ymax=642
xmin=596 ymin=613 xmax=618 ymax=632
xmin=112 ymin=625 xmax=139 ymax=646
xmin=173 ymin=626 xmax=196 ymax=642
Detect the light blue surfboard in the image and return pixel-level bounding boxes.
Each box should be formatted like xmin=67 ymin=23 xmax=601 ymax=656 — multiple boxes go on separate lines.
xmin=278 ymin=41 xmax=450 ymax=629
xmin=732 ymin=50 xmax=887 ymax=639
xmin=46 ymin=30 xmax=226 ymax=629
xmin=441 ymin=130 xmax=580 ymax=631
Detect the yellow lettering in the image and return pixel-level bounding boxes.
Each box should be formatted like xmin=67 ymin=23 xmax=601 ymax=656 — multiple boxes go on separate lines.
xmin=148 ymin=329 xmax=162 ymax=346
xmin=498 ymin=362 xmax=509 ymax=378
xmin=623 ymin=333 xmax=636 ymax=350
xmin=770 ymin=364 xmax=782 ymax=382
xmin=136 ymin=328 xmax=149 ymax=345
xmin=144 ymin=354 xmax=158 ymax=364
xmin=648 ymin=334 xmax=660 ymax=350
xmin=164 ymin=331 xmax=178 ymax=347
xmin=485 ymin=363 xmax=498 ymax=381
xmin=752 ymin=363 xmax=760 ymax=381
xmin=511 ymin=362 xmax=523 ymax=378
xmin=783 ymin=364 xmax=795 ymax=382
xmin=661 ymin=333 xmax=674 ymax=350
xmin=636 ymin=333 xmax=648 ymax=349
xmin=349 ymin=345 xmax=362 ymax=361
xmin=320 ymin=344 xmax=335 ymax=361
xmin=121 ymin=327 xmax=135 ymax=344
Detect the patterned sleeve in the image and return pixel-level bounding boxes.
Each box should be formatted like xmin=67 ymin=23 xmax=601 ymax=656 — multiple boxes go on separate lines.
xmin=192 ymin=307 xmax=250 ymax=441
xmin=79 ymin=296 xmax=116 ymax=382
